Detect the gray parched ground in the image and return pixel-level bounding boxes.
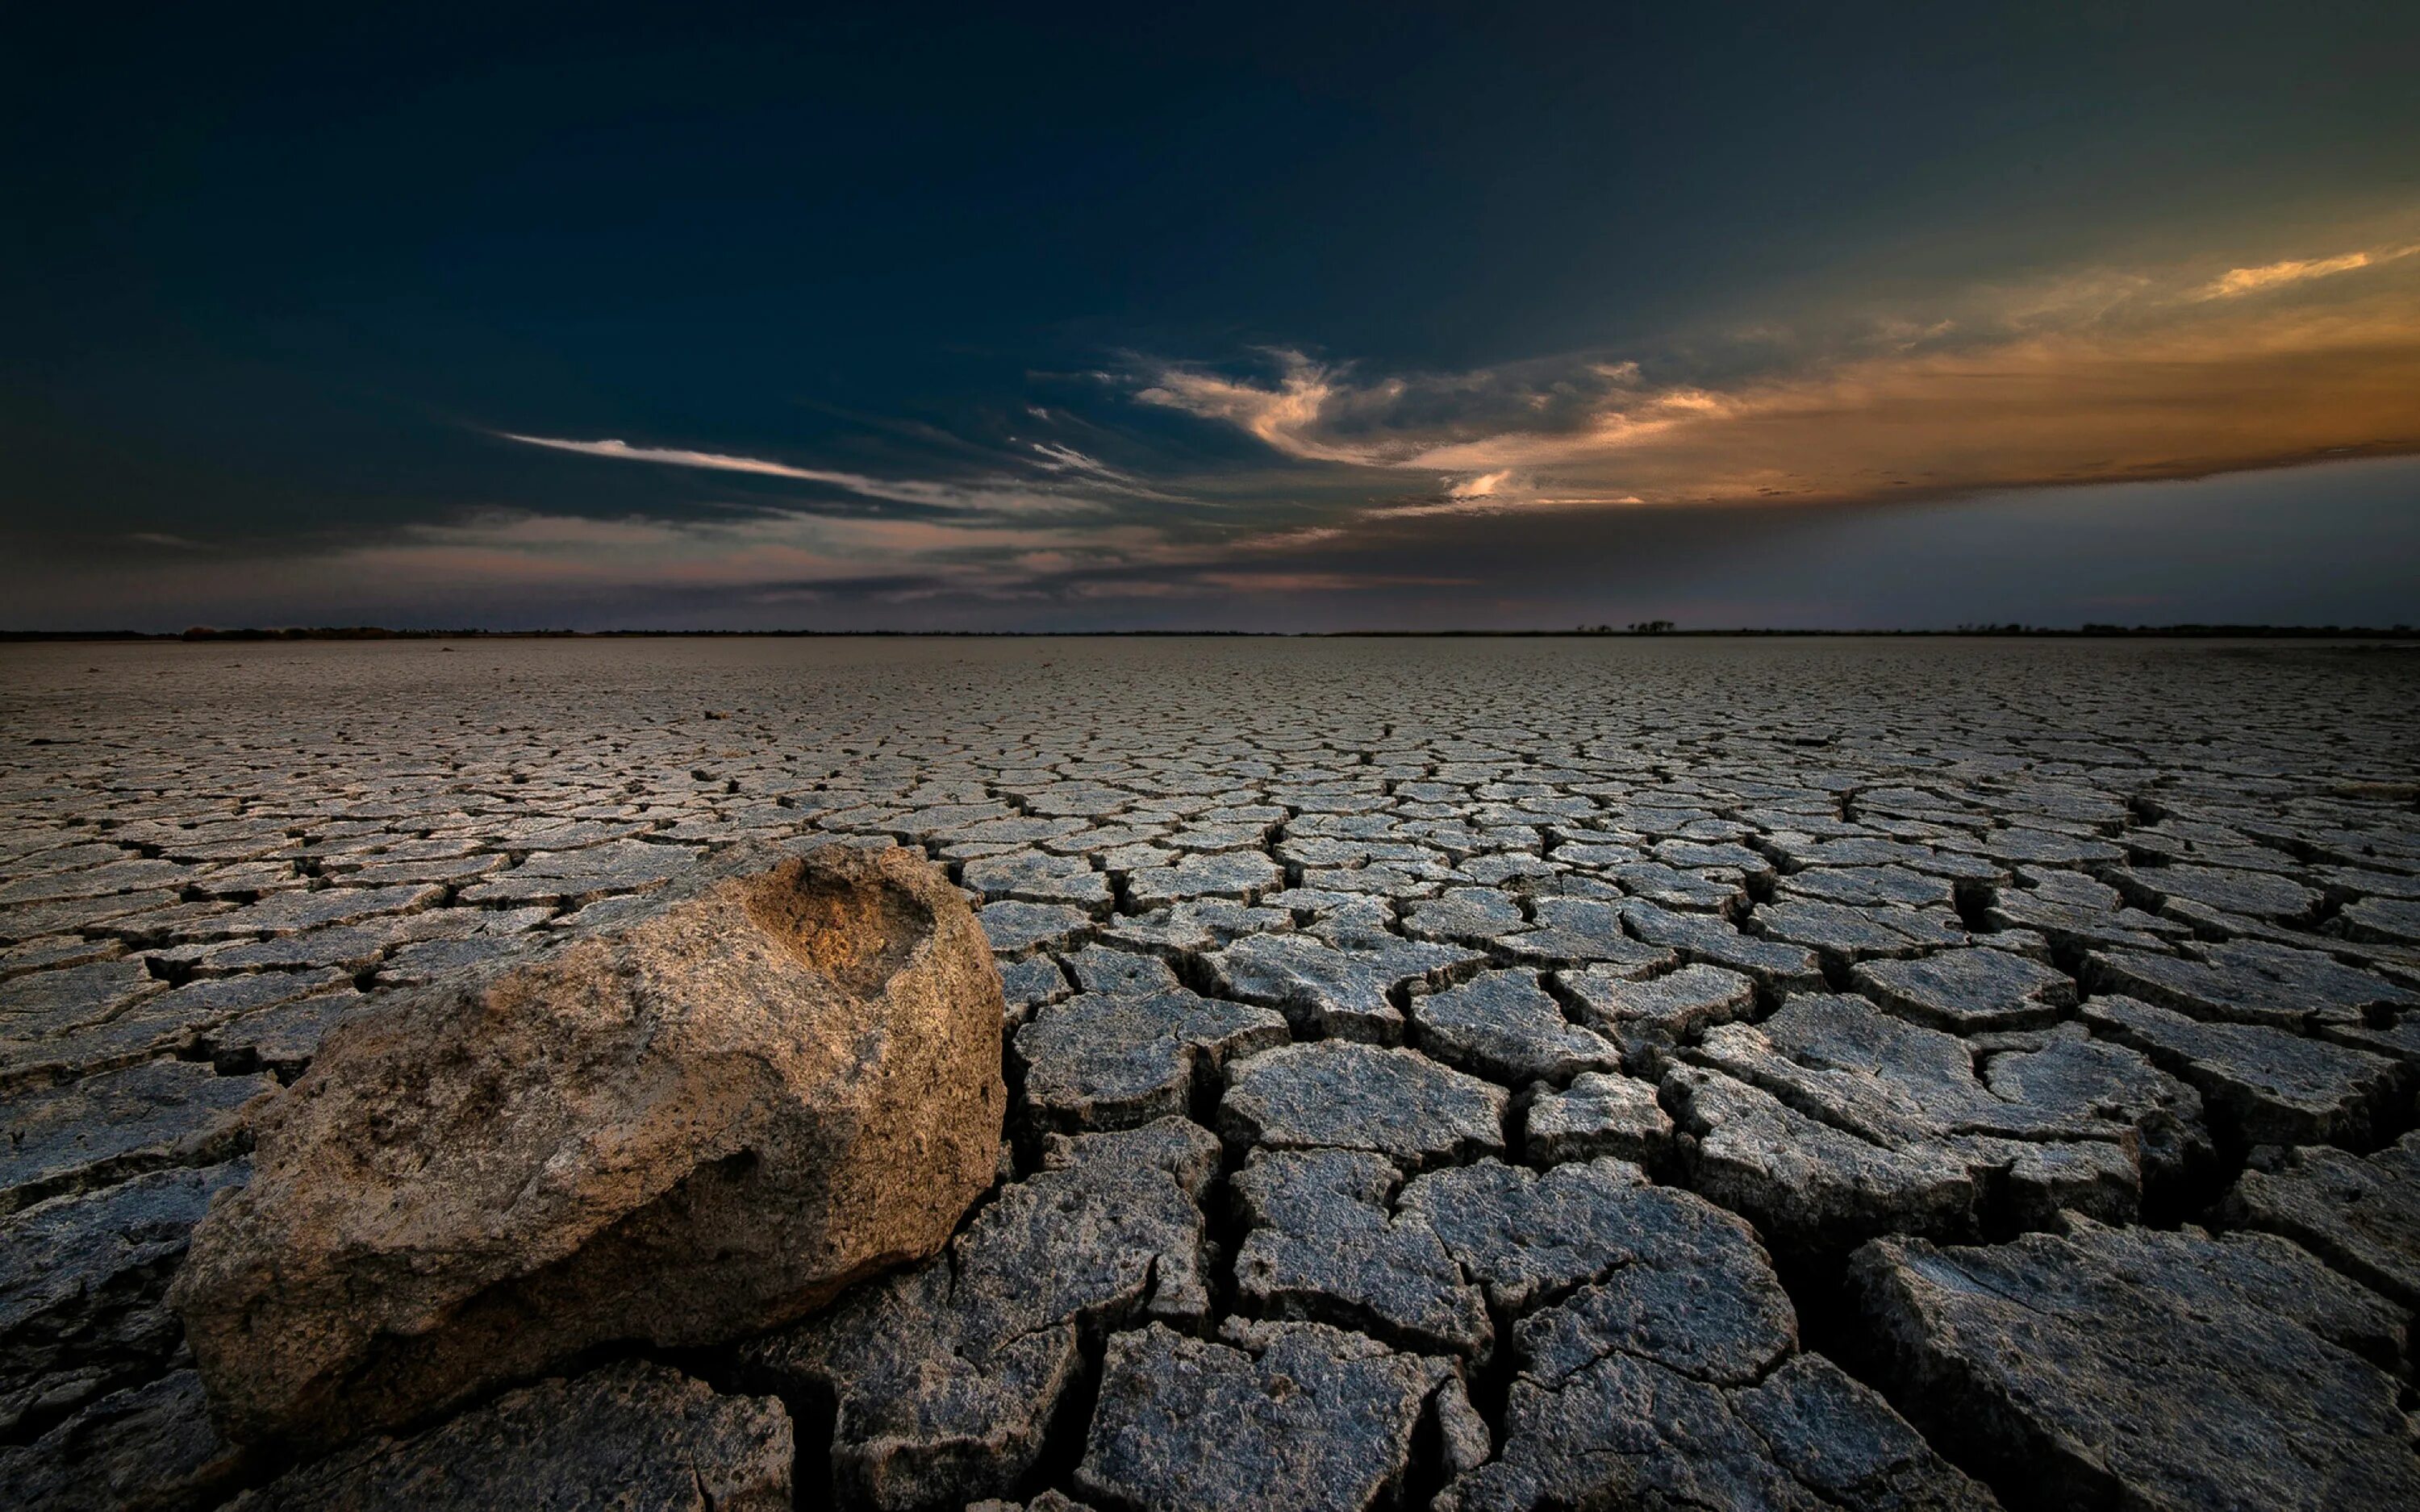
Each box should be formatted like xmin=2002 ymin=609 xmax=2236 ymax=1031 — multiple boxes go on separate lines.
xmin=4 ymin=636 xmax=2419 ymax=1511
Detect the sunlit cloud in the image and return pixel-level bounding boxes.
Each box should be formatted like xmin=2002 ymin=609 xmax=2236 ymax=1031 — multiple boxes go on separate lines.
xmin=1133 ymin=227 xmax=2420 ymax=527
xmin=2195 ymin=242 xmax=2417 ymax=300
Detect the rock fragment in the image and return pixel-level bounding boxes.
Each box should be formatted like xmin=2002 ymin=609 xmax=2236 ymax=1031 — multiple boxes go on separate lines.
xmin=1075 ymin=1322 xmax=1450 ymax=1512
xmin=2225 ymin=1132 xmax=2420 ymax=1309
xmin=1232 ymin=1148 xmax=1489 ymax=1357
xmin=222 ymin=1360 xmax=791 ymax=1511
xmin=1554 ymin=960 xmax=1756 ymax=1069
xmin=741 ymin=1118 xmax=1219 ymax=1509
xmin=2080 ymin=994 xmax=2402 ymax=1145
xmin=1850 ymin=947 xmax=2076 ymax=1032
xmin=0 ymin=1162 xmax=248 ymax=1435
xmin=170 ymin=843 xmax=1004 ymax=1449
xmin=1409 ymin=969 xmax=1621 ymax=1084
xmin=1220 ymin=1042 xmax=1507 ymax=1171
xmin=1014 ymin=988 xmax=1286 ymax=1133
xmin=1521 ymin=1070 xmax=1672 ymax=1166
xmin=2 ymin=1060 xmax=270 ymax=1215
xmin=1853 ymin=1220 xmax=2419 ymax=1510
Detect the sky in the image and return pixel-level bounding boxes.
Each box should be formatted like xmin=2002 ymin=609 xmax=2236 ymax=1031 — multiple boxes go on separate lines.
xmin=6 ymin=3 xmax=2418 ymax=631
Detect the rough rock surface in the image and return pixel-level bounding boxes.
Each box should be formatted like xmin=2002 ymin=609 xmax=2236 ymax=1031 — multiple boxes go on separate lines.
xmin=1013 ymin=987 xmax=1285 ymax=1133
xmin=4 ymin=638 xmax=2418 ymax=1512
xmin=1853 ymin=1219 xmax=2419 ymax=1511
xmin=222 ymin=1360 xmax=791 ymax=1510
xmin=739 ymin=1118 xmax=1220 ymax=1509
xmin=2080 ymin=994 xmax=2403 ymax=1145
xmin=2225 ymin=1132 xmax=2420 ymax=1308
xmin=1671 ymin=994 xmax=2209 ymax=1252
xmin=1231 ymin=1148 xmax=1489 ymax=1357
xmin=169 ymin=843 xmax=1004 ymax=1448
xmin=0 ymin=1162 xmax=248 ymax=1436
xmin=1521 ymin=1070 xmax=1671 ymax=1166
xmin=1074 ymin=1322 xmax=1450 ymax=1512
xmin=1219 ymin=1041 xmax=1507 ymax=1170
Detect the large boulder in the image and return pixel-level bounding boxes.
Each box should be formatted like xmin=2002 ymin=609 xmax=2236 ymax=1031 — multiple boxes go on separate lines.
xmin=169 ymin=843 xmax=1003 ymax=1450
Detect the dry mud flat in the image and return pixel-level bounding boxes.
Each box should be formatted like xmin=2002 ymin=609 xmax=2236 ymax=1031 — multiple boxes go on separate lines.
xmin=3 ymin=635 xmax=2419 ymax=1510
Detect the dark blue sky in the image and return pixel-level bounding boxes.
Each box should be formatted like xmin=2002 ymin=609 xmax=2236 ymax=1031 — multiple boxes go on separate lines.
xmin=6 ymin=3 xmax=2418 ymax=628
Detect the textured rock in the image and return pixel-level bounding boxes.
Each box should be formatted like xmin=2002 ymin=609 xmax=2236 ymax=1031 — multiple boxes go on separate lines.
xmin=0 ymin=1369 xmax=244 ymax=1512
xmin=740 ymin=1118 xmax=1219 ymax=1509
xmin=1208 ymin=931 xmax=1479 ymax=1043
xmin=1730 ymin=1356 xmax=2001 ymax=1512
xmin=1075 ymin=1321 xmax=1449 ymax=1512
xmin=2226 ymin=1132 xmax=2420 ymax=1309
xmin=1013 ymin=987 xmax=1287 ymax=1132
xmin=1232 ymin=1148 xmax=1489 ymax=1357
xmin=2088 ymin=939 xmax=2416 ymax=1027
xmin=0 ymin=1162 xmax=248 ymax=1435
xmin=1854 ymin=1219 xmax=2418 ymax=1511
xmin=1554 ymin=961 xmax=1757 ymax=1070
xmin=1220 ymin=1042 xmax=1507 ymax=1170
xmin=170 ymin=843 xmax=1004 ymax=1449
xmin=1621 ymin=900 xmax=1825 ymax=991
xmin=222 ymin=1360 xmax=791 ymax=1511
xmin=1434 ymin=1181 xmax=1991 ymax=1512
xmin=1673 ymin=995 xmax=2207 ymax=1250
xmin=1665 ymin=1065 xmax=1975 ymax=1256
xmin=1521 ymin=1070 xmax=1672 ymax=1166
xmin=1850 ymin=947 xmax=2075 ymax=1032
xmin=1409 ymin=969 xmax=1621 ymax=1085
xmin=1 ymin=1060 xmax=270 ymax=1214
xmin=2080 ymin=994 xmax=2403 ymax=1145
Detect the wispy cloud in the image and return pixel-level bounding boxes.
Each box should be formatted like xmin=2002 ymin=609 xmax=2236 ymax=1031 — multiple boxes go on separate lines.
xmin=497 ymin=432 xmax=1109 ymax=515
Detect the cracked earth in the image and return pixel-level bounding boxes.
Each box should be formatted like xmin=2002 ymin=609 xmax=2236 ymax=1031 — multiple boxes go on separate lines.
xmin=4 ymin=635 xmax=2418 ymax=1510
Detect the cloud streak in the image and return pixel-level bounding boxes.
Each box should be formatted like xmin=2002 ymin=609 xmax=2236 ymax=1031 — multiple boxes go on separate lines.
xmin=497 ymin=432 xmax=1112 ymax=515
